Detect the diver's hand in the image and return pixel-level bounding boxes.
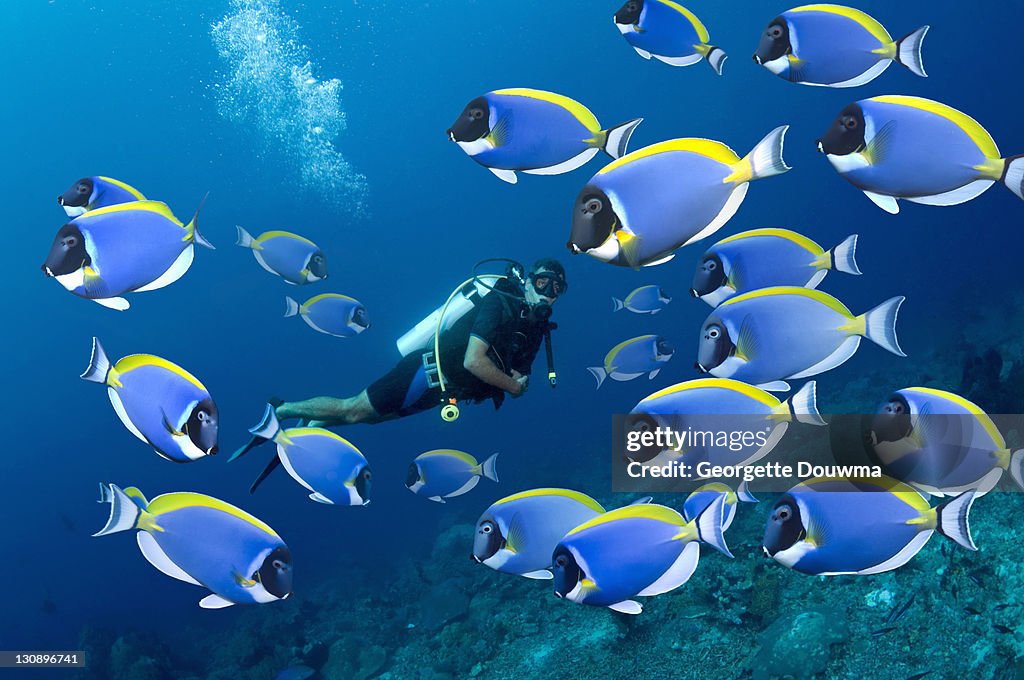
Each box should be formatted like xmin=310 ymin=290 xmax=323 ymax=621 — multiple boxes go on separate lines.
xmin=511 ymin=371 xmax=529 ymax=398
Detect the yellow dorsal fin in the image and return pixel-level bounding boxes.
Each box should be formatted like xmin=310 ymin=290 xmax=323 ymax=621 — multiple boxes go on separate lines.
xmin=493 ymin=488 xmax=605 ymax=513
xmin=716 ymin=228 xmax=823 ymax=255
xmin=790 ymin=5 xmax=891 ymax=44
xmin=493 ymin=88 xmax=601 ymax=132
xmin=114 ymin=354 xmax=206 ymax=391
xmin=78 ymin=200 xmax=182 ymax=226
xmin=147 ymin=492 xmax=279 ymax=537
xmin=641 ymin=378 xmax=780 ymax=407
xmin=567 ymin=504 xmax=682 ymax=536
xmin=722 ymin=286 xmax=853 ymax=318
xmin=599 ymin=138 xmax=739 ymax=175
xmin=903 ymin=387 xmax=1005 ymax=448
xmin=870 ymin=96 xmax=999 ymax=159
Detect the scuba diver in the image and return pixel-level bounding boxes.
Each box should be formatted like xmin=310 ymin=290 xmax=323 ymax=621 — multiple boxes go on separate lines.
xmin=273 ymin=258 xmax=567 ymax=426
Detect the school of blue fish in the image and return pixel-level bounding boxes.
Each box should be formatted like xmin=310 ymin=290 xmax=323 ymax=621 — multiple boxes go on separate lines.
xmin=43 ymin=3 xmax=1023 ymax=616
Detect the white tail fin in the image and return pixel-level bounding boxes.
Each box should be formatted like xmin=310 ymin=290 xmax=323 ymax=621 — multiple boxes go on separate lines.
xmin=587 ymin=367 xmax=608 ymax=389
xmin=93 ymin=483 xmax=141 ymax=537
xmin=81 ymin=337 xmax=112 ymax=384
xmin=746 ymin=126 xmax=791 ymax=180
xmin=831 ymin=235 xmax=862 ymax=275
xmin=284 ymin=297 xmax=300 ymax=317
xmin=187 ymin=193 xmax=215 ymax=249
xmin=894 ymin=26 xmax=929 ymax=77
xmin=694 ymin=494 xmax=733 ymax=558
xmin=235 ymin=225 xmax=256 ymax=248
xmin=612 ymin=297 xmax=625 ymax=312
xmin=704 ymin=45 xmax=727 ymax=75
xmin=861 ymin=296 xmax=906 ymax=356
xmin=248 ymin=403 xmax=282 ymax=440
xmin=1002 ymin=155 xmax=1024 ymax=201
xmin=936 ymin=491 xmax=978 ymax=551
xmin=480 ymin=453 xmax=499 ymax=482
xmin=602 ymin=118 xmax=643 ymax=159
xmin=1009 ymin=449 xmax=1024 ymax=490
xmin=787 ymin=381 xmax=826 ymax=426
xmin=737 ymin=480 xmax=759 ymax=504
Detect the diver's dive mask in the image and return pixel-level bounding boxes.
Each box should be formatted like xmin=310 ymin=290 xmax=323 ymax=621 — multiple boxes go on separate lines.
xmin=529 ymin=270 xmax=567 ymax=299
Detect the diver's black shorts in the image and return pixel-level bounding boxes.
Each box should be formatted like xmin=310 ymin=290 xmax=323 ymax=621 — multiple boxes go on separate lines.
xmin=366 ymin=352 xmax=439 ymax=418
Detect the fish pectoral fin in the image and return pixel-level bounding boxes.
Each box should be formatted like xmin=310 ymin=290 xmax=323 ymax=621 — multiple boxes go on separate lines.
xmin=486 ymin=111 xmax=513 ymax=148
xmin=161 ymin=410 xmax=184 ymax=437
xmin=199 ymin=594 xmax=236 ymax=609
xmin=504 ymin=512 xmax=528 ymax=555
xmin=520 ymin=569 xmax=554 ymax=580
xmin=734 ymin=314 xmax=760 ymax=362
xmin=607 ymin=600 xmax=643 ymax=615
xmin=863 ymin=121 xmax=897 ymax=166
xmin=615 ymin=229 xmax=642 ymax=269
xmin=233 ymin=571 xmax=257 ymax=588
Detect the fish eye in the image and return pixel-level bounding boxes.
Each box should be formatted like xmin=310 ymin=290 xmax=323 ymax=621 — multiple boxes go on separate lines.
xmin=627 ymin=1 xmax=638 ymax=9
xmin=769 ymin=26 xmax=782 ymax=38
xmin=64 ymin=236 xmax=77 ymax=247
xmin=273 ymin=559 xmax=285 ymax=569
xmin=705 ymin=260 xmax=716 ymax=271
xmin=363 ymin=470 xmax=372 ymax=480
xmin=707 ymin=327 xmax=720 ymax=339
xmin=481 ymin=524 xmax=492 ymax=534
xmin=469 ymin=108 xmax=484 ymax=120
xmin=555 ymin=555 xmax=569 ymax=567
xmin=585 ymin=198 xmax=603 ymax=213
xmin=77 ymin=183 xmax=89 ymax=193
xmin=776 ymin=507 xmax=791 ymax=521
xmin=842 ymin=115 xmax=858 ymax=130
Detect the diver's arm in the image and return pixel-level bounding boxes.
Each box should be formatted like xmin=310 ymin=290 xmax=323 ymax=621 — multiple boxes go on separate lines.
xmin=464 ymin=336 xmax=524 ymax=395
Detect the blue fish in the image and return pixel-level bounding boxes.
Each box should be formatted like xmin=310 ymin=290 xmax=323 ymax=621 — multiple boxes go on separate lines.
xmin=754 ymin=6 xmax=929 ymax=87
xmin=80 ymin=338 xmax=219 ymax=462
xmin=236 ymin=227 xmax=327 ymax=284
xmin=93 ymin=483 xmax=292 ymax=608
xmin=552 ymin=500 xmax=731 ymax=614
xmin=697 ymin=287 xmax=906 ymax=391
xmin=612 ymin=285 xmax=672 ymax=314
xmin=568 ymin=127 xmax=790 ymax=268
xmin=41 ymin=199 xmax=213 ymax=311
xmin=406 ymin=450 xmax=498 ymax=503
xmin=472 ymin=488 xmax=609 ymax=580
xmin=628 ymin=378 xmax=824 ymax=467
xmin=764 ymin=477 xmax=977 ymax=575
xmin=613 ymin=0 xmax=727 ymax=74
xmin=285 ymin=294 xmax=369 ymax=338
xmin=870 ymin=387 xmax=1024 ymax=495
xmin=692 ymin=229 xmax=861 ymax=307
xmin=447 ymin=88 xmax=643 ymax=184
xmin=232 ymin=405 xmax=372 ymax=506
xmin=682 ymin=482 xmax=758 ymax=532
xmin=58 ymin=176 xmax=146 ymax=217
xmin=817 ymin=96 xmax=1024 ymax=213
xmin=588 ymin=335 xmax=674 ymax=389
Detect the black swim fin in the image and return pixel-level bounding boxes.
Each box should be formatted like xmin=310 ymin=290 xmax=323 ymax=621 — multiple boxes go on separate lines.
xmin=250 ymin=456 xmax=282 ymax=495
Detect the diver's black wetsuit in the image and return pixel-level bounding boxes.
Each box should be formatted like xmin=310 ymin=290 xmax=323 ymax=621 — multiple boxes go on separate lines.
xmin=367 ymin=282 xmax=548 ymax=417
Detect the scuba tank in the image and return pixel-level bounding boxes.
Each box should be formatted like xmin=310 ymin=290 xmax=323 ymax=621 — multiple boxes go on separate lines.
xmin=395 ymin=274 xmax=504 ymax=357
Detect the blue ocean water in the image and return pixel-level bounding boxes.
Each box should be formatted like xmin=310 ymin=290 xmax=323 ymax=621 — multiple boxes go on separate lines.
xmin=4 ymin=0 xmax=1024 ymax=677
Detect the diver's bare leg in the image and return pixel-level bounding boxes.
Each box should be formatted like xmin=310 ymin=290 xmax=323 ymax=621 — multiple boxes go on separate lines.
xmin=276 ymin=390 xmax=389 ymax=426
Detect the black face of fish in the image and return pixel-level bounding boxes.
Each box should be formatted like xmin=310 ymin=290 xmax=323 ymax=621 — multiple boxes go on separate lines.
xmin=871 ymin=394 xmax=913 ymax=443
xmin=185 ymin=399 xmax=219 ymax=455
xmin=696 ymin=321 xmax=733 ymax=372
xmin=42 ymin=224 xmax=89 ymax=277
xmin=355 ymin=465 xmax=372 ymax=503
xmin=763 ymin=496 xmax=803 ymax=556
xmin=405 ymin=463 xmax=420 ymax=488
xmin=614 ymin=0 xmax=643 ymax=24
xmin=818 ymin=104 xmax=866 ymax=156
xmin=659 ymin=288 xmax=671 ymax=302
xmin=351 ymin=306 xmax=370 ymax=330
xmin=569 ymin=187 xmax=617 ymax=255
xmin=307 ymin=251 xmax=328 ymax=279
xmin=257 ymin=546 xmax=293 ymax=599
xmin=447 ymin=97 xmax=490 ymax=143
xmin=623 ymin=412 xmax=663 ymax=463
xmin=691 ymin=253 xmax=726 ymax=297
xmin=58 ymin=177 xmax=93 ymax=208
xmin=552 ymin=546 xmax=582 ymax=599
xmin=754 ymin=17 xmax=790 ymax=65
xmin=655 ymin=337 xmax=674 ymax=359
xmin=472 ymin=517 xmax=502 ymax=563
